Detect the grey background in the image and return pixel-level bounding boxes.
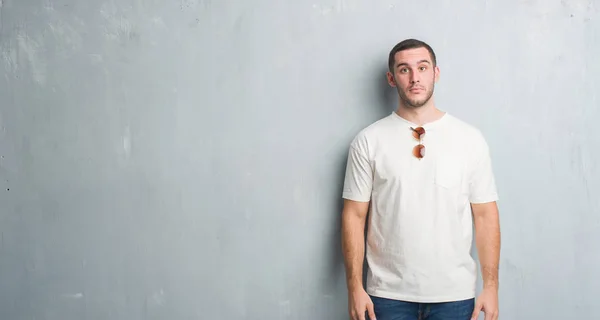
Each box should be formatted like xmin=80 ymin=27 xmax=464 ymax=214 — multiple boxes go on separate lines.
xmin=1 ymin=0 xmax=599 ymax=319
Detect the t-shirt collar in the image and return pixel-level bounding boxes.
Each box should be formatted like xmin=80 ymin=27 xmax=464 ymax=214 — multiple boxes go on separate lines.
xmin=391 ymin=110 xmax=449 ymax=129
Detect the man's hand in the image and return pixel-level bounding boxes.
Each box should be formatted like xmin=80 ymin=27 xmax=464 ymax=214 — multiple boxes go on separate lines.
xmin=471 ymin=287 xmax=499 ymax=320
xmin=347 ymin=287 xmax=376 ymax=320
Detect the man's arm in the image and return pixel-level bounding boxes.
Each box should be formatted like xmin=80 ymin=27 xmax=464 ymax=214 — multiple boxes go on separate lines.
xmin=341 ymin=199 xmax=376 ymax=320
xmin=472 ymin=201 xmax=501 ymax=290
xmin=470 ymin=201 xmax=501 ymax=320
xmin=341 ymin=199 xmax=370 ymax=291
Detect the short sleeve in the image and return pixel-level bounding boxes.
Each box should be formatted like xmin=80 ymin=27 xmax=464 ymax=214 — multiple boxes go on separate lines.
xmin=342 ymin=138 xmax=373 ymax=202
xmin=469 ymin=133 xmax=499 ymax=204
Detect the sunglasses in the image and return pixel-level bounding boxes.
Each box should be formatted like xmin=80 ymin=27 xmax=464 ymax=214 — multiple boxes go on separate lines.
xmin=411 ymin=127 xmax=426 ymax=159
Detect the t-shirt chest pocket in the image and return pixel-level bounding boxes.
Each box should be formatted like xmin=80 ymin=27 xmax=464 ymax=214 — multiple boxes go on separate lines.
xmin=433 ymin=155 xmax=464 ymax=190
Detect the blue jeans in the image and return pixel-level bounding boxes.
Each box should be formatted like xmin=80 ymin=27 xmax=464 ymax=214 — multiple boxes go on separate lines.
xmin=368 ymin=295 xmax=475 ymax=320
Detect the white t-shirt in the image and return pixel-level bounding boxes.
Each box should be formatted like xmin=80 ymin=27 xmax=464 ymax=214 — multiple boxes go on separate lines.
xmin=342 ymin=111 xmax=499 ymax=303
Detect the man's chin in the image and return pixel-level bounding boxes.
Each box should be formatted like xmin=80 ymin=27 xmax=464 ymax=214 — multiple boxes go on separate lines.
xmin=398 ymin=90 xmax=432 ymax=108
xmin=405 ymin=99 xmax=427 ymax=108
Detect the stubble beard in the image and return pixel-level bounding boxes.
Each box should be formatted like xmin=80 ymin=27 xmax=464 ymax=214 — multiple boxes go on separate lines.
xmin=395 ymin=71 xmax=436 ymax=109
xmin=398 ymin=84 xmax=435 ymax=109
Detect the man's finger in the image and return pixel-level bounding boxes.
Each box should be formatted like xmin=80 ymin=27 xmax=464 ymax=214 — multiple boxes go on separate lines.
xmin=357 ymin=307 xmax=366 ymax=320
xmin=484 ymin=309 xmax=499 ymax=320
xmin=484 ymin=309 xmax=493 ymax=320
xmin=366 ymin=302 xmax=376 ymax=320
xmin=470 ymin=302 xmax=481 ymax=320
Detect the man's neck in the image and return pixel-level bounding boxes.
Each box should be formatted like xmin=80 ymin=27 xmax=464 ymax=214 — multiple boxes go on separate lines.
xmin=395 ymin=102 xmax=444 ymax=126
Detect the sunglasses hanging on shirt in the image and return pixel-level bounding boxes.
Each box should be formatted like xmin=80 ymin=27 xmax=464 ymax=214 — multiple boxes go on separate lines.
xmin=411 ymin=127 xmax=425 ymax=159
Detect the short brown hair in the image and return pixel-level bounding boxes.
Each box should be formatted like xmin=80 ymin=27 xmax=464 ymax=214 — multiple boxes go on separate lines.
xmin=388 ymin=39 xmax=437 ymax=72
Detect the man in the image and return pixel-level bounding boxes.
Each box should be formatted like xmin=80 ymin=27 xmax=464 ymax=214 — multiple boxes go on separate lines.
xmin=341 ymin=38 xmax=501 ymax=320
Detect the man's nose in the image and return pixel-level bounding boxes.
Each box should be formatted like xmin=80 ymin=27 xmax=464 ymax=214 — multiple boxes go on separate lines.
xmin=410 ymin=73 xmax=420 ymax=83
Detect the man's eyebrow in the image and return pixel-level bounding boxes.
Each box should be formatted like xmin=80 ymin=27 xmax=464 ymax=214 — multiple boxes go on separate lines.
xmin=396 ymin=60 xmax=431 ymax=68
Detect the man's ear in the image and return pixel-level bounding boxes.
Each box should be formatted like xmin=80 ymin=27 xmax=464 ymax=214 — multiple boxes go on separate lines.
xmin=386 ymin=71 xmax=396 ymax=87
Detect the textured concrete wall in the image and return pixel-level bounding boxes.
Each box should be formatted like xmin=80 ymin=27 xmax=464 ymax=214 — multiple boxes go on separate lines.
xmin=0 ymin=0 xmax=599 ymax=319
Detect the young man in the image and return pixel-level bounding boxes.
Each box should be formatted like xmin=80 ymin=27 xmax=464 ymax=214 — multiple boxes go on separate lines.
xmin=341 ymin=39 xmax=501 ymax=320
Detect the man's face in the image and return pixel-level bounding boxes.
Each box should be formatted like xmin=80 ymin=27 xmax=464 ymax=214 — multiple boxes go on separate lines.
xmin=387 ymin=47 xmax=439 ymax=108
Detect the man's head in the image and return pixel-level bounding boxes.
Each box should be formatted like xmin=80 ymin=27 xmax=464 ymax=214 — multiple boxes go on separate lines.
xmin=386 ymin=39 xmax=440 ymax=109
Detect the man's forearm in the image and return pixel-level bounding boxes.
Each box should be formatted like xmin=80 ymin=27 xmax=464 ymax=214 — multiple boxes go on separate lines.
xmin=473 ymin=203 xmax=501 ymax=290
xmin=341 ymin=212 xmax=367 ymax=291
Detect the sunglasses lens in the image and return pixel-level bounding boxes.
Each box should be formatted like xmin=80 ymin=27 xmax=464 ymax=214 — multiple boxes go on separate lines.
xmin=413 ymin=144 xmax=425 ymax=158
xmin=412 ymin=127 xmax=426 ymax=139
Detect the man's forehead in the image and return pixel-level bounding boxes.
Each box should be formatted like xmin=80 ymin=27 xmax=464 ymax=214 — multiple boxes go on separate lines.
xmin=394 ymin=48 xmax=432 ymax=64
